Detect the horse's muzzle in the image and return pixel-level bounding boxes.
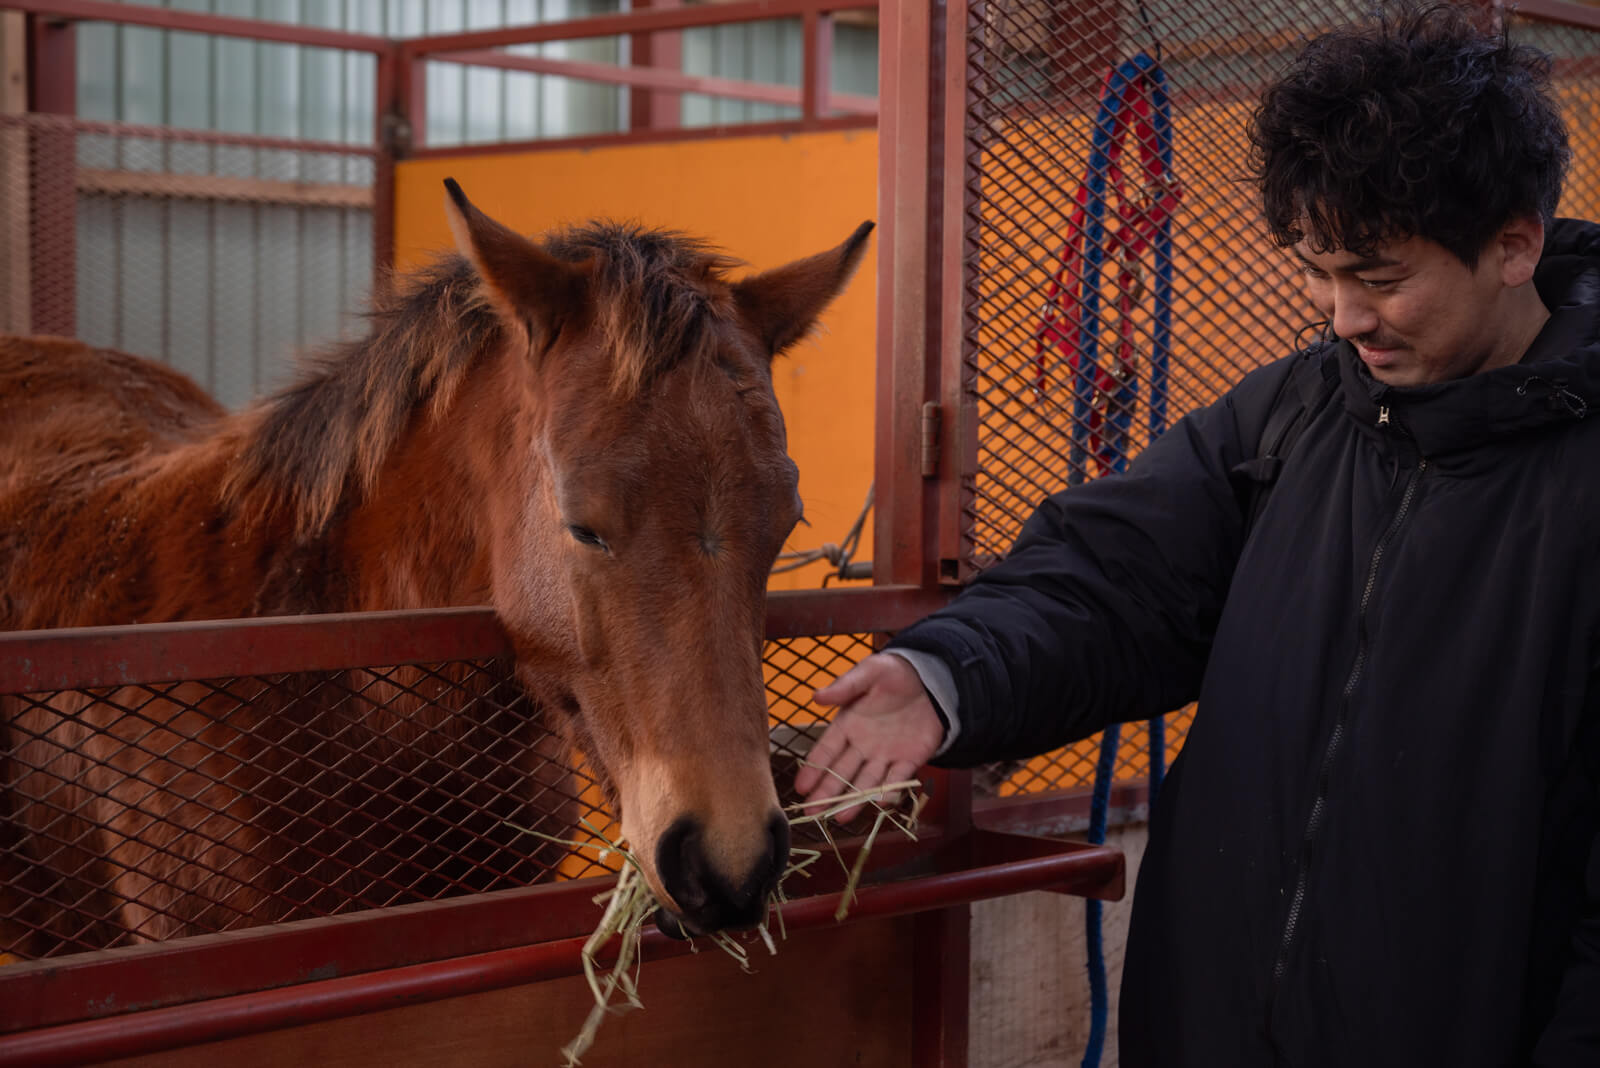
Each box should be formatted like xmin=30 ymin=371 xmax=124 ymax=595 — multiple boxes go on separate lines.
xmin=651 ymin=810 xmax=789 ymax=937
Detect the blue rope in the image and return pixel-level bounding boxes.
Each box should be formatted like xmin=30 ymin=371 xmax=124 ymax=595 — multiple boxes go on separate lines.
xmin=1075 ymin=52 xmax=1175 ymax=1068
xmin=1081 ymin=721 xmax=1122 ymax=1068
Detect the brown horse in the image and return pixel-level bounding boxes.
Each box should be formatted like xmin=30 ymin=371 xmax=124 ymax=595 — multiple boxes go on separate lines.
xmin=0 ymin=179 xmax=872 ymax=955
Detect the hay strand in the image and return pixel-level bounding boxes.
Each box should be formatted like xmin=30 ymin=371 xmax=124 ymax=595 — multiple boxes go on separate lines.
xmin=508 ymin=771 xmax=926 ymax=1065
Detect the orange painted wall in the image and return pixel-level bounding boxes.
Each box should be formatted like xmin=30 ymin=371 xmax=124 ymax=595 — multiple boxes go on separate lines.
xmin=394 ymin=131 xmax=880 ymax=593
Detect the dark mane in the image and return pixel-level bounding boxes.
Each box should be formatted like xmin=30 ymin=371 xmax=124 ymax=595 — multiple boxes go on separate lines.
xmin=225 ymin=256 xmax=498 ymax=538
xmin=225 ymin=223 xmax=737 ymax=538
xmin=543 ymin=221 xmax=739 ymax=398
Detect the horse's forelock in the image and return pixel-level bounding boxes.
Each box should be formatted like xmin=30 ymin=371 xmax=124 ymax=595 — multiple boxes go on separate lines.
xmin=542 ymin=222 xmax=741 ymax=400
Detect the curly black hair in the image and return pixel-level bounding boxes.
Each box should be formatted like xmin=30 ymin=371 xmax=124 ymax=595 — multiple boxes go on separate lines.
xmin=1248 ymin=4 xmax=1571 ymax=265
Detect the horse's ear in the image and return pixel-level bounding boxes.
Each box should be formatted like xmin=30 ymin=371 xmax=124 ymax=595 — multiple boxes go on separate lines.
xmin=443 ymin=178 xmax=584 ymax=352
xmin=732 ymin=221 xmax=874 ymax=357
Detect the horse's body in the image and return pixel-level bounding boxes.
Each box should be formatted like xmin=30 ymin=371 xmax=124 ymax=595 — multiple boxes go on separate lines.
xmin=0 ymin=185 xmax=871 ymax=956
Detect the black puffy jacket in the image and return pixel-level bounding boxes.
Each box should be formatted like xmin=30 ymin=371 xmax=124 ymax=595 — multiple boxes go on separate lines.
xmin=892 ymin=219 xmax=1600 ymax=1066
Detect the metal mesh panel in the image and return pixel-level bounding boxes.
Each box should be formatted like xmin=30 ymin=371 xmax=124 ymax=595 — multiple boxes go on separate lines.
xmin=1 ymin=635 xmax=874 ymax=963
xmin=766 ymin=633 xmax=878 ymax=828
xmin=0 ymin=113 xmax=376 ymax=409
xmin=1510 ymin=16 xmax=1600 ymax=225
xmin=961 ymin=0 xmax=1600 ymax=799
xmin=961 ymin=0 xmax=1366 ymax=566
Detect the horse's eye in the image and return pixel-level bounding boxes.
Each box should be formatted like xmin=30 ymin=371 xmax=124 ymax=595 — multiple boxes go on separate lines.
xmin=567 ymin=524 xmax=608 ymax=551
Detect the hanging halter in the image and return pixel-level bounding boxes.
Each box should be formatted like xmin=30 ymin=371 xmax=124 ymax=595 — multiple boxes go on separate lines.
xmin=1033 ymin=52 xmax=1180 ymax=482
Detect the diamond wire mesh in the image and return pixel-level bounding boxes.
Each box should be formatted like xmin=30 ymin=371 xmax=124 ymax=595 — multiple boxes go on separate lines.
xmin=960 ymin=0 xmax=1600 ymax=799
xmin=0 ymin=635 xmax=877 ymax=962
xmin=1510 ymin=17 xmax=1600 ymax=225
xmin=0 ymin=112 xmax=375 ymax=409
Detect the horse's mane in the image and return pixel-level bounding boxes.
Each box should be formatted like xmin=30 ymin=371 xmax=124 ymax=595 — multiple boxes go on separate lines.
xmin=225 ymin=222 xmax=738 ymax=538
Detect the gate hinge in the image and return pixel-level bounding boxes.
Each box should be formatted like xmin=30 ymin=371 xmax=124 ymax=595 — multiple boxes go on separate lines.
xmin=920 ymin=401 xmax=941 ymax=478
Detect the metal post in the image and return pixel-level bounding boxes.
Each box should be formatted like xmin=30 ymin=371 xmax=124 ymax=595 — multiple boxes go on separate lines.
xmin=801 ymin=9 xmax=832 ymax=121
xmin=0 ymin=10 xmax=29 ymax=333
xmin=372 ymin=45 xmax=403 ymax=291
xmin=873 ymin=0 xmax=941 ymax=589
xmin=629 ymin=0 xmax=681 ymax=132
xmin=25 ymin=12 xmax=73 ymax=336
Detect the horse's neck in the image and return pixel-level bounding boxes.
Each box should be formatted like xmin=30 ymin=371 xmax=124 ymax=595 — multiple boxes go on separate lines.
xmin=331 ymin=357 xmax=518 ymax=613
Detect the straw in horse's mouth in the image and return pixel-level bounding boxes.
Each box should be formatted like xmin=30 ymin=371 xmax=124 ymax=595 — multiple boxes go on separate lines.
xmin=509 ymin=771 xmax=926 ymax=1066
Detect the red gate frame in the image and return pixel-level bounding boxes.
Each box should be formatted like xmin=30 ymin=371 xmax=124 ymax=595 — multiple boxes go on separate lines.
xmin=0 ymin=4 xmax=1042 ymax=1062
xmin=0 ymin=1 xmax=1130 ymax=1038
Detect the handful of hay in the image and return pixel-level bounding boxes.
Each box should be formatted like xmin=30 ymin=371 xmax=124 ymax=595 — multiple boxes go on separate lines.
xmin=513 ymin=768 xmax=926 ymax=1066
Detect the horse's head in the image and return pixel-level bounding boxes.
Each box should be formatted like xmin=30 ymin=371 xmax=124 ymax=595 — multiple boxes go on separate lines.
xmin=442 ymin=180 xmax=871 ymax=935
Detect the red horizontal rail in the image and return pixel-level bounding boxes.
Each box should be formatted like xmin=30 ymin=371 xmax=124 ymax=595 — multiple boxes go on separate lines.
xmin=1506 ymin=0 xmax=1600 ymax=33
xmin=5 ymin=0 xmax=389 ymax=53
xmin=0 ymin=587 xmax=945 ymax=692
xmin=0 ymin=829 xmax=942 ymax=1035
xmin=0 ymin=833 xmax=1120 ymax=1067
xmin=407 ymin=114 xmax=876 ymax=160
xmin=974 ymin=781 xmax=1153 ymax=837
xmin=399 ymin=0 xmax=876 ymax=57
xmin=0 ymin=112 xmax=377 ymax=155
xmin=764 ymin=584 xmax=949 ymax=637
xmin=432 ymin=48 xmax=877 ymax=116
xmin=0 ymin=608 xmax=511 ymax=691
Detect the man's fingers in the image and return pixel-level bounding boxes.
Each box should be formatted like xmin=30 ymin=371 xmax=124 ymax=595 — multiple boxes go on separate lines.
xmin=858 ymin=758 xmax=889 ymax=793
xmin=835 ymin=758 xmax=889 ymax=824
xmin=812 ymin=661 xmax=873 ymax=708
xmin=887 ymin=760 xmax=920 ymax=794
xmin=828 ymin=745 xmax=867 ymax=800
xmin=836 ymin=759 xmax=927 ymax=825
xmin=794 ymin=723 xmax=851 ymax=797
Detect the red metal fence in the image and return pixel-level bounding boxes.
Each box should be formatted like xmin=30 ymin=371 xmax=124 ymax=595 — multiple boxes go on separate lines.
xmin=0 ymin=593 xmax=1130 ymax=1065
xmin=0 ymin=602 xmax=915 ymax=962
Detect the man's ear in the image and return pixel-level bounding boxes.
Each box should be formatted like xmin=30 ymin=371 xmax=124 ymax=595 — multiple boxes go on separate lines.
xmin=732 ymin=221 xmax=874 ymax=357
xmin=442 ymin=178 xmax=586 ymax=352
xmin=1495 ymin=214 xmax=1546 ymax=289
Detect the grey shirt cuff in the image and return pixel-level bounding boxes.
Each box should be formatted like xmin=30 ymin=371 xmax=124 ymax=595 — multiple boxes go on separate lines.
xmin=881 ymin=647 xmax=961 ymax=759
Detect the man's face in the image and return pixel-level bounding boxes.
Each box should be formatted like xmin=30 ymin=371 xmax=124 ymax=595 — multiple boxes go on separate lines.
xmin=1294 ymin=221 xmax=1544 ymax=388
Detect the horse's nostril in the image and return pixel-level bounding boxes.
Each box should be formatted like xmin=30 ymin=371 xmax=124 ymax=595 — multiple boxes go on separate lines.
xmin=766 ymin=809 xmax=791 ymax=887
xmin=655 ymin=816 xmax=710 ymax=913
xmin=653 ymin=810 xmax=791 ymax=935
xmin=652 ymin=907 xmax=690 ymax=940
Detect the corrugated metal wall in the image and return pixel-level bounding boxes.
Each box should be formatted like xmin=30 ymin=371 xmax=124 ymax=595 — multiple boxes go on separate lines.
xmin=681 ymin=18 xmax=879 ymax=126
xmin=67 ymin=0 xmax=880 ymax=408
xmin=75 ymin=1 xmax=385 ymax=406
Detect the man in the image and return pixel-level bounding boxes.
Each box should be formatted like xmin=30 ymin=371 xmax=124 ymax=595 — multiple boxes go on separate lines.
xmin=796 ymin=6 xmax=1598 ymax=1065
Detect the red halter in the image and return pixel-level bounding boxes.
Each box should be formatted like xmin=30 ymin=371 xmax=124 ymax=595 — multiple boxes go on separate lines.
xmin=1033 ymin=63 xmax=1182 ymax=475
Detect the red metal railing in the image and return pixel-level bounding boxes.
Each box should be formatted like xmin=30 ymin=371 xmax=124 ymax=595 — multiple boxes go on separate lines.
xmin=0 ymin=586 xmax=1127 ymax=1063
xmin=0 ymin=829 xmax=1120 ymax=1067
xmin=3 ymin=0 xmax=883 ymax=342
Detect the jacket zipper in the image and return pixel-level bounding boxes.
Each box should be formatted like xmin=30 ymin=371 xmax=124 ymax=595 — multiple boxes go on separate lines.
xmin=1268 ymin=450 xmax=1428 ymax=993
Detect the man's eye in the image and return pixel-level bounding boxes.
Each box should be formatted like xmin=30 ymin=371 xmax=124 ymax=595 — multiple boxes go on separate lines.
xmin=568 ymin=525 xmax=608 ymax=550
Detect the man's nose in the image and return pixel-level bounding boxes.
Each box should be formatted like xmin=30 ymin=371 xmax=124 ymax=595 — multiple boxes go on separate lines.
xmin=1330 ymin=283 xmax=1378 ymax=340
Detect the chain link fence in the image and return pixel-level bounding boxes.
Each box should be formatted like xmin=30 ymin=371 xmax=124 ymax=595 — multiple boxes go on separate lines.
xmin=960 ymin=0 xmax=1600 ymax=800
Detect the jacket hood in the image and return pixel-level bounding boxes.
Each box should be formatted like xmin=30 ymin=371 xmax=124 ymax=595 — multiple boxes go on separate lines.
xmin=1336 ymin=217 xmax=1600 ymax=455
